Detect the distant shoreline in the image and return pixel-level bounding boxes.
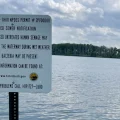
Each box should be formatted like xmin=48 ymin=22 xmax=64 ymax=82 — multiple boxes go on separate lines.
xmin=52 ymin=55 xmax=120 ymax=60
xmin=52 ymin=43 xmax=120 ymax=59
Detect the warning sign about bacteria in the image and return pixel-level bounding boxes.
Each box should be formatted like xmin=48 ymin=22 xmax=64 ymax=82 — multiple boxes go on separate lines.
xmin=0 ymin=15 xmax=52 ymax=93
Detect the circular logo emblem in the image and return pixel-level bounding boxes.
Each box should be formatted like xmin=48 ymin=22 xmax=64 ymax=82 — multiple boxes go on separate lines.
xmin=30 ymin=73 xmax=38 ymax=81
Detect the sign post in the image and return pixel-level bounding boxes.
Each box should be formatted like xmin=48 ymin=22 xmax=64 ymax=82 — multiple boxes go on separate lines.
xmin=9 ymin=92 xmax=19 ymax=120
xmin=0 ymin=14 xmax=52 ymax=119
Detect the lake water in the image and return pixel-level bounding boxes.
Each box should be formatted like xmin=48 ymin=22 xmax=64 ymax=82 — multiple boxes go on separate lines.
xmin=1 ymin=55 xmax=120 ymax=120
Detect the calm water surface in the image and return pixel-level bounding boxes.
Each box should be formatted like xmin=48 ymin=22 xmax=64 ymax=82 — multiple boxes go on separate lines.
xmin=1 ymin=55 xmax=120 ymax=120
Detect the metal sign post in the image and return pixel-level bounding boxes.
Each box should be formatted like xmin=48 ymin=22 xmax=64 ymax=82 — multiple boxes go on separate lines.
xmin=9 ymin=92 xmax=19 ymax=120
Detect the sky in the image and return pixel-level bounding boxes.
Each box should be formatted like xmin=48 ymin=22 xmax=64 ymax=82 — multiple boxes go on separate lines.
xmin=0 ymin=0 xmax=120 ymax=48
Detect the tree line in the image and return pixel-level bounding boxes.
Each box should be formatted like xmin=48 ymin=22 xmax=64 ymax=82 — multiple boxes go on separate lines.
xmin=52 ymin=43 xmax=120 ymax=58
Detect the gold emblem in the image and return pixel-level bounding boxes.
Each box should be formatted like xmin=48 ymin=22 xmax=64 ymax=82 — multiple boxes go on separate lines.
xmin=30 ymin=73 xmax=38 ymax=81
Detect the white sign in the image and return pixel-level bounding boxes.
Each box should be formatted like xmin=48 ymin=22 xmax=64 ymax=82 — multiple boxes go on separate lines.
xmin=0 ymin=15 xmax=52 ymax=93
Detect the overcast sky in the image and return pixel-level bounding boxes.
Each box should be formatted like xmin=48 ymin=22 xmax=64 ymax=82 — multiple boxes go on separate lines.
xmin=0 ymin=0 xmax=120 ymax=47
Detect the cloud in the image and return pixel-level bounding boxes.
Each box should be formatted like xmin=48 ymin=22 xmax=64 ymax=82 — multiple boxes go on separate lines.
xmin=81 ymin=0 xmax=96 ymax=5
xmin=85 ymin=26 xmax=118 ymax=36
xmin=52 ymin=26 xmax=86 ymax=44
xmin=40 ymin=0 xmax=87 ymax=21
xmin=100 ymin=0 xmax=120 ymax=12
xmin=53 ymin=25 xmax=120 ymax=47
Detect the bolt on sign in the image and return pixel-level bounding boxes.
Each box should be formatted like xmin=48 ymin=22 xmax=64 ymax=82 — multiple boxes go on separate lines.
xmin=0 ymin=15 xmax=52 ymax=93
